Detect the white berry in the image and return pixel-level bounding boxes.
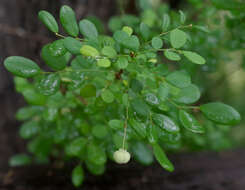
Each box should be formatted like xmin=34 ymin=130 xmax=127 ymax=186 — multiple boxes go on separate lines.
xmin=113 ymin=148 xmax=131 ymax=164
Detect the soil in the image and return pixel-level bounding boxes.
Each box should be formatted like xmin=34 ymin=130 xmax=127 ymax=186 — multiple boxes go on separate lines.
xmin=0 ymin=0 xmax=245 ymax=189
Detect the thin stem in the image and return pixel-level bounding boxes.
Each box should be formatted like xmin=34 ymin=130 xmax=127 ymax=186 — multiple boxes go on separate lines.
xmin=55 ymin=32 xmax=86 ymax=42
xmin=144 ymin=24 xmax=193 ymax=45
xmin=122 ymin=95 xmax=129 ymax=150
xmin=55 ymin=33 xmax=66 ymax=38
xmin=41 ymin=69 xmax=114 ymax=75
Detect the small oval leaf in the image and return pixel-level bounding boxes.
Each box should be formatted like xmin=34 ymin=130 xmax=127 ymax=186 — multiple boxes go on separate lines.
xmin=170 ymin=29 xmax=187 ymax=49
xmin=60 ymin=5 xmax=79 ymax=37
xmin=37 ymin=73 xmax=60 ymax=96
xmin=97 ymin=58 xmax=111 ymax=68
xmin=101 ymin=46 xmax=117 ymax=58
xmin=38 ymin=10 xmax=58 ymax=33
xmin=182 ymin=51 xmax=206 ymax=65
xmin=166 ymin=71 xmax=191 ymax=88
xmin=9 ymin=154 xmax=31 ymax=167
xmin=4 ymin=56 xmax=40 ymax=78
xmin=79 ymin=19 xmax=98 ymax=40
xmin=162 ymin=13 xmax=170 ymax=31
xmin=80 ymin=45 xmax=99 ymax=57
xmin=173 ymin=84 xmax=200 ymax=104
xmin=179 ymin=110 xmax=205 ymax=133
xmin=63 ymin=37 xmax=83 ymax=55
xmin=200 ymin=102 xmax=241 ymax=125
xmin=131 ymin=142 xmax=153 ymax=165
xmin=152 ymin=37 xmax=163 ymax=49
xmin=164 ymin=50 xmax=181 ymax=61
xmin=72 ymin=165 xmax=84 ymax=187
xmin=153 ymin=143 xmax=174 ymax=172
xmin=152 ymin=113 xmax=180 ymax=133
xmin=129 ymin=119 xmax=147 ymax=139
xmin=41 ymin=44 xmax=70 ymax=71
xmin=140 ymin=22 xmax=150 ymax=41
xmin=101 ymin=89 xmax=114 ymax=103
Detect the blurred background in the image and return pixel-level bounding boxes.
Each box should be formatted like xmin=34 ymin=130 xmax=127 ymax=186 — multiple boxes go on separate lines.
xmin=0 ymin=0 xmax=244 ymax=189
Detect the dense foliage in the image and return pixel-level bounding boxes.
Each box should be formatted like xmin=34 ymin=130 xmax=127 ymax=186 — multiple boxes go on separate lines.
xmin=4 ymin=0 xmax=243 ymax=187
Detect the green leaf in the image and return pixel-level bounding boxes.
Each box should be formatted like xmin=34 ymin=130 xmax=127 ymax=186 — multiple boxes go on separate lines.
xmin=166 ymin=71 xmax=191 ymax=88
xmin=182 ymin=51 xmax=206 ymax=65
xmin=101 ymin=89 xmax=114 ymax=103
xmin=37 ymin=74 xmax=60 ymax=96
xmin=41 ymin=44 xmax=70 ymax=71
xmin=153 ymin=143 xmax=174 ymax=172
xmin=65 ymin=137 xmax=87 ymax=157
xmin=38 ymin=10 xmax=58 ymax=33
xmin=173 ymin=84 xmax=200 ymax=104
xmin=79 ymin=19 xmax=98 ymax=40
xmin=152 ymin=113 xmax=180 ymax=133
xmin=80 ymin=45 xmax=99 ymax=57
xmin=14 ymin=77 xmax=31 ymax=93
xmin=142 ymin=9 xmax=157 ymax=27
xmin=131 ymin=142 xmax=153 ymax=165
xmin=158 ymin=83 xmax=169 ymax=101
xmin=122 ymin=26 xmax=133 ymax=36
xmin=147 ymin=123 xmax=158 ymax=144
xmin=113 ymin=30 xmax=129 ymax=44
xmin=140 ymin=22 xmax=150 ymax=41
xmin=28 ymin=136 xmax=52 ymax=157
xmin=86 ymin=16 xmax=105 ymax=34
xmin=108 ymin=119 xmax=124 ymax=130
xmin=60 ymin=5 xmax=79 ymax=37
xmin=114 ymin=31 xmax=140 ymax=51
xmin=130 ymin=79 xmax=143 ymax=93
xmin=179 ymin=10 xmax=186 ymax=24
xmin=85 ymin=160 xmax=105 ymax=176
xmin=170 ymin=29 xmax=187 ymax=48
xmin=151 ymin=37 xmax=163 ymax=49
xmin=72 ymin=165 xmax=84 ymax=187
xmin=200 ymin=102 xmax=241 ymax=125
xmin=131 ymin=98 xmax=150 ymax=117
xmin=64 ymin=37 xmax=83 ymax=55
xmin=116 ymin=57 xmax=128 ymax=69
xmin=16 ymin=106 xmax=42 ymax=121
xmin=92 ymin=125 xmax=108 ymax=139
xmin=123 ymin=35 xmax=140 ymax=51
xmin=162 ymin=13 xmax=170 ymax=31
xmin=144 ymin=93 xmax=159 ymax=106
xmin=4 ymin=56 xmax=40 ymax=78
xmin=42 ymin=107 xmax=58 ymax=122
xmin=23 ymin=89 xmax=46 ymax=105
xmin=19 ymin=121 xmax=39 ymax=139
xmin=49 ymin=40 xmax=67 ymax=56
xmin=129 ymin=119 xmax=147 ymax=139
xmin=179 ymin=110 xmax=205 ymax=133
xmin=108 ymin=16 xmax=123 ymax=32
xmin=101 ymin=46 xmax=117 ymax=58
xmin=9 ymin=154 xmax=31 ymax=167
xmin=164 ymin=50 xmax=181 ymax=61
xmin=87 ymin=143 xmax=107 ymax=165
xmin=97 ymin=58 xmax=111 ymax=68
xmin=80 ymin=84 xmax=96 ymax=98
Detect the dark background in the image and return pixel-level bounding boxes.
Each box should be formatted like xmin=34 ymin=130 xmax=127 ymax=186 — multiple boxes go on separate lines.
xmin=0 ymin=0 xmax=245 ymax=189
